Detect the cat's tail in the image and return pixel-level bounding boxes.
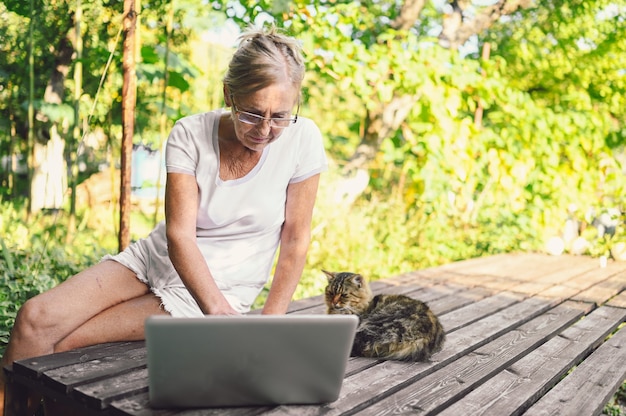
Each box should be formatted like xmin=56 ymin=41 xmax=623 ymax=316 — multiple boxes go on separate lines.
xmin=353 ymin=327 xmax=446 ymax=361
xmin=353 ymin=337 xmax=435 ymax=362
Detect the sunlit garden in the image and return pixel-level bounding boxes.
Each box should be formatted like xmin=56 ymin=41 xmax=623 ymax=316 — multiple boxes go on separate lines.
xmin=1 ymin=0 xmax=625 ymax=411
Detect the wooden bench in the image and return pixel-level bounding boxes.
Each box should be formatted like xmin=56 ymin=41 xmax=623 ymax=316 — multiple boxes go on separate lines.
xmin=4 ymin=252 xmax=626 ymax=415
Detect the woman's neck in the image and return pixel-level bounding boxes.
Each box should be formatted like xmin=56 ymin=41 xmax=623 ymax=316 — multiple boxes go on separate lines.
xmin=218 ymin=115 xmax=262 ymax=180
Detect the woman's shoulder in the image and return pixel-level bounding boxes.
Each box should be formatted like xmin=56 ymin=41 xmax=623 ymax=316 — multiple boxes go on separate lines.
xmin=284 ymin=116 xmax=322 ymax=141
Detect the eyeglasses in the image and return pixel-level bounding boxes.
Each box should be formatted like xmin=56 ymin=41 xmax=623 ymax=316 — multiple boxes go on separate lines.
xmin=231 ymin=96 xmax=299 ymax=129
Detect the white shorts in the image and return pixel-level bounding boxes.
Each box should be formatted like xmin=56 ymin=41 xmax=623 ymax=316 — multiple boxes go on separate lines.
xmin=101 ymin=223 xmax=250 ymax=317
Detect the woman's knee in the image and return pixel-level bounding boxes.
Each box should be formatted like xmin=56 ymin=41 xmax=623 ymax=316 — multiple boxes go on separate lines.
xmin=13 ymin=295 xmax=58 ymax=344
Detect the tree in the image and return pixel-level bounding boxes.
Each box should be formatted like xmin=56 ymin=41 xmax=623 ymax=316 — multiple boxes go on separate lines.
xmin=226 ymin=1 xmax=537 ymax=174
xmin=0 ymin=0 xmax=217 ymax=243
xmin=220 ymin=0 xmax=625 ymax=259
xmin=120 ymin=0 xmax=138 ymax=251
xmin=1 ymin=0 xmax=623 ymax=263
xmin=1 ymin=0 xmax=75 ymax=213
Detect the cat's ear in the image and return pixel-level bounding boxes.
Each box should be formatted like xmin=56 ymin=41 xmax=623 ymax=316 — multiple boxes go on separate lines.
xmin=321 ymin=270 xmax=335 ymax=281
xmin=352 ymin=274 xmax=365 ymax=287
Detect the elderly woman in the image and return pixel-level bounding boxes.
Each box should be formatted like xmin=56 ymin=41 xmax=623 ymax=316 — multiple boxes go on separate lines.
xmin=0 ymin=25 xmax=326 ymax=414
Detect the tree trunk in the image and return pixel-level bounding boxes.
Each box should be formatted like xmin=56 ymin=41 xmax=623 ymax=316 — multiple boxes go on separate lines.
xmin=345 ymin=93 xmax=421 ymax=173
xmin=119 ymin=0 xmax=137 ymax=251
xmin=26 ymin=0 xmax=35 ymax=216
xmin=334 ymin=93 xmax=420 ymax=204
xmin=68 ymin=0 xmax=83 ymax=237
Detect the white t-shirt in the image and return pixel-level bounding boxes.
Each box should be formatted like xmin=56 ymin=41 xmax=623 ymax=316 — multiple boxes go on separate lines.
xmin=105 ymin=110 xmax=327 ymax=316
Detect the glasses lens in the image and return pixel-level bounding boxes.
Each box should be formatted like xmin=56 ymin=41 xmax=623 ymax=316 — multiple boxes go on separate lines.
xmin=237 ymin=111 xmax=294 ymax=128
xmin=238 ymin=112 xmax=262 ymax=125
xmin=271 ymin=118 xmax=293 ymax=128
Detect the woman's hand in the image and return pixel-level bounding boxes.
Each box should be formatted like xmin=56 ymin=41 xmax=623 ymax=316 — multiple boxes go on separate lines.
xmin=206 ymin=298 xmax=240 ymax=316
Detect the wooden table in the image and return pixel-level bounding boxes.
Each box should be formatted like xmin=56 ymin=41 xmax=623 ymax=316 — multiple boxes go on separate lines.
xmin=4 ymin=252 xmax=626 ymax=415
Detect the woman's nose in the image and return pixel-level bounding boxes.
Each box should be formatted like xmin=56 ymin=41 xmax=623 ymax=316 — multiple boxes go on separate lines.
xmin=256 ymin=119 xmax=272 ymax=135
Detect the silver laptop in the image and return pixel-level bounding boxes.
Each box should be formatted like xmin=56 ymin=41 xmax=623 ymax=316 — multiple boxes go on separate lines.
xmin=145 ymin=314 xmax=358 ymax=408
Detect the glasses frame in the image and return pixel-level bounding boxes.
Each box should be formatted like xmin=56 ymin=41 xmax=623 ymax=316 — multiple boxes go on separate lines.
xmin=230 ymin=94 xmax=299 ymax=129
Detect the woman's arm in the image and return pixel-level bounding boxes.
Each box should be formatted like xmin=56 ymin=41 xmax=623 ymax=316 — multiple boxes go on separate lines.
xmin=262 ymin=174 xmax=321 ymax=314
xmin=165 ymin=172 xmax=239 ymax=315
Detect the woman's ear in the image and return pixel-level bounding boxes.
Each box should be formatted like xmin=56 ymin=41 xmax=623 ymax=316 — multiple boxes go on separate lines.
xmin=223 ymin=86 xmax=232 ymax=107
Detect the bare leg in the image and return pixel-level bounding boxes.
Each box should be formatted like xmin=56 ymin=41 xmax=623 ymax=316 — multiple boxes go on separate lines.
xmin=44 ymin=292 xmax=169 ymax=415
xmin=0 ymin=260 xmax=167 ymax=415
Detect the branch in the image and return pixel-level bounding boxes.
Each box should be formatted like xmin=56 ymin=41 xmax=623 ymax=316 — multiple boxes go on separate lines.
xmin=439 ymin=0 xmax=534 ymax=49
xmin=390 ymin=0 xmax=428 ymax=31
xmin=345 ymin=93 xmax=421 ymax=173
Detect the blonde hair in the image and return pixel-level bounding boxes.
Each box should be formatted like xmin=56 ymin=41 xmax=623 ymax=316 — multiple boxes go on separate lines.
xmin=224 ymin=25 xmax=305 ymax=98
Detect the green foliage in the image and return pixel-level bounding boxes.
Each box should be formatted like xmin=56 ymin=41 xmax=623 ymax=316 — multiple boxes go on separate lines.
xmin=603 ymin=379 xmax=626 ymax=416
xmin=218 ymin=0 xmax=619 ymax=267
xmin=0 ymin=200 xmax=114 ymax=356
xmin=0 ymin=245 xmax=79 ymax=351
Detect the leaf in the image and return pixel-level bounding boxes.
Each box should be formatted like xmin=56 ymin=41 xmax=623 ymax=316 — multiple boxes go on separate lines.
xmin=0 ymin=238 xmax=14 ymax=275
xmin=167 ymin=71 xmax=190 ymax=92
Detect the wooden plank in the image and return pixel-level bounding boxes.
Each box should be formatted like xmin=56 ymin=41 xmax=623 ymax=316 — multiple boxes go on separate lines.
xmin=436 ymin=305 xmax=626 ymax=416
xmin=564 ymin=262 xmax=624 ymax=290
xmin=12 ymin=341 xmax=145 ymax=380
xmin=5 ymin=372 xmax=110 ymax=416
xmin=478 ymin=277 xmax=526 ymax=292
xmin=343 ymin=356 xmax=380 ymax=377
xmin=425 ymin=287 xmax=493 ymax=316
xmin=435 ymin=273 xmax=503 ymax=289
xmin=260 ymin=296 xmax=561 ymax=416
xmin=510 ymin=281 xmax=554 ymax=296
xmin=440 ymin=292 xmax=525 ymax=332
xmin=572 ymin=274 xmax=626 ymax=305
xmin=523 ymin=323 xmax=626 ymax=416
xmin=453 ymin=253 xmax=570 ymax=281
xmin=2 ymin=366 xmax=31 ymax=416
xmin=607 ymin=290 xmax=626 ymax=308
xmin=404 ymin=283 xmax=466 ymax=304
xmin=383 ymin=270 xmax=442 ymax=285
xmin=446 ymin=273 xmax=517 ymax=289
xmin=72 ymin=367 xmax=149 ymax=410
xmin=110 ymin=391 xmax=271 ymax=415
xmin=506 ymin=254 xmax=591 ymax=282
xmin=371 ymin=283 xmax=427 ymax=296
xmin=537 ymin=284 xmax=582 ymax=300
xmin=440 ymin=297 xmax=560 ymax=360
xmin=433 ymin=253 xmax=527 ymax=276
xmin=359 ymin=301 xmax=589 ymax=415
xmin=538 ymin=258 xmax=599 ymax=285
xmin=41 ymin=345 xmax=147 ymax=394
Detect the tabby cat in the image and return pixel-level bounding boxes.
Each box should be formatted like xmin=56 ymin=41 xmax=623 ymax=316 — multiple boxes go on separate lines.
xmin=323 ymin=270 xmax=445 ymax=361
